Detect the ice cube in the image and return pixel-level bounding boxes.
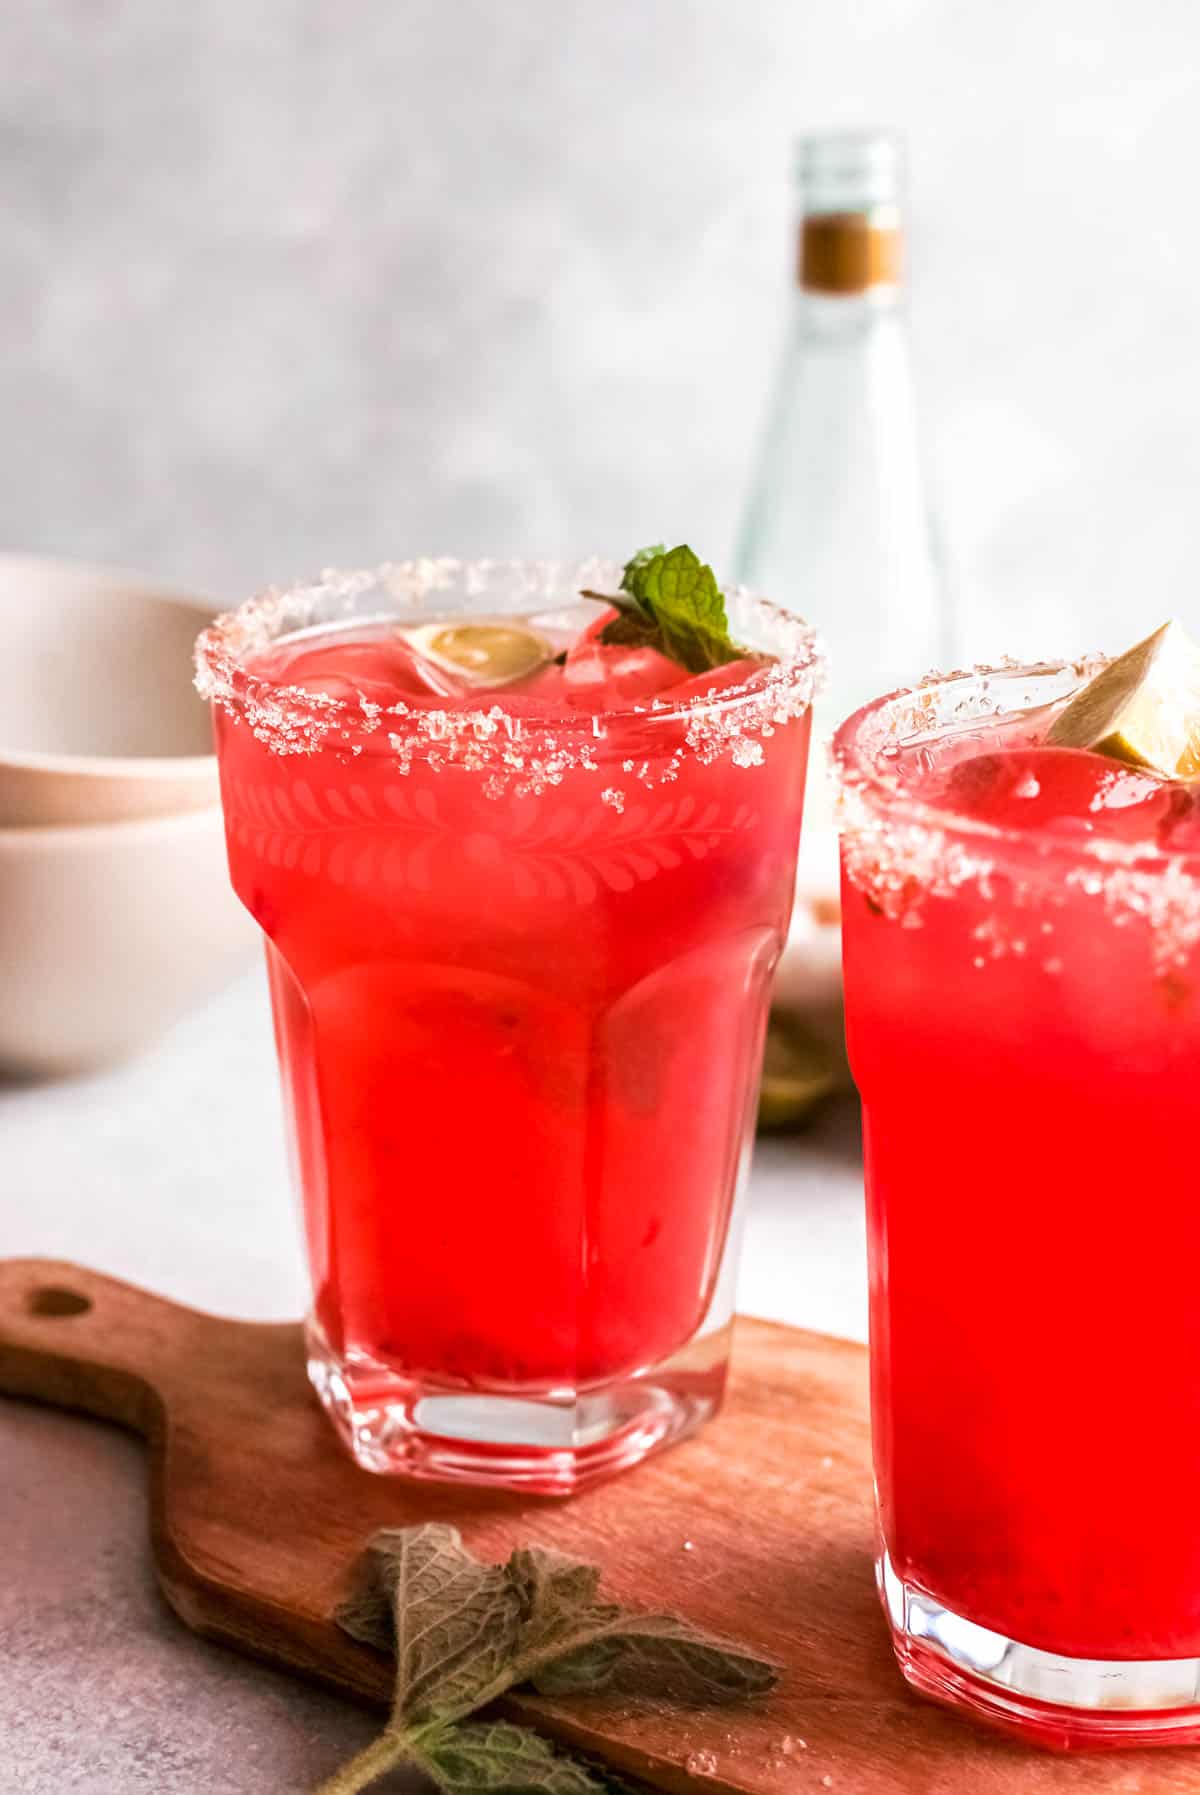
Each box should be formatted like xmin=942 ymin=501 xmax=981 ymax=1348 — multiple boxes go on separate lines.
xmin=937 ymin=747 xmax=1174 ymax=842
xmin=561 ymin=610 xmax=682 ymax=712
xmin=262 ymin=631 xmax=443 ymax=705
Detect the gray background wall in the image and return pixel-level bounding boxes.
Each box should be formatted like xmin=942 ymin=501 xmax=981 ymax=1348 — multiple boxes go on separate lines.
xmin=4 ymin=0 xmax=1199 ymax=664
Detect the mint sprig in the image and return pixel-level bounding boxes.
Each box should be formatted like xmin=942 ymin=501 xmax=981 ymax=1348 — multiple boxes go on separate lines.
xmin=583 ymin=544 xmax=746 ymax=674
xmin=315 ymin=1523 xmax=777 ymax=1795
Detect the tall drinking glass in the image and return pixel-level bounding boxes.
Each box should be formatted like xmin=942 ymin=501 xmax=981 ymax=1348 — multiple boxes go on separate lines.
xmin=836 ymin=661 xmax=1200 ymax=1746
xmin=197 ymin=560 xmax=819 ymax=1493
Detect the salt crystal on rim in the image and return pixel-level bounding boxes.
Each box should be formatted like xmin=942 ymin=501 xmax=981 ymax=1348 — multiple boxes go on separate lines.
xmin=195 ymin=558 xmax=822 ymax=803
xmin=834 ymin=656 xmax=1200 ymax=967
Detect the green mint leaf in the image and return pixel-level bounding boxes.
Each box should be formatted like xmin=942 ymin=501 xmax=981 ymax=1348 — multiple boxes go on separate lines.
xmin=588 ymin=544 xmax=745 ymax=675
xmin=323 ymin=1526 xmax=777 ymax=1795
xmin=502 ymin=1544 xmax=778 ymax=1703
xmin=618 ymin=543 xmax=667 ymax=601
xmin=621 ymin=544 xmax=721 ymax=626
xmin=524 ymin=1637 xmax=625 ymax=1695
xmin=502 ymin=1545 xmax=625 ymax=1696
xmin=533 ymin=1612 xmax=779 ymax=1704
xmin=335 ymin=1523 xmax=522 ymax=1727
xmin=420 ymin=1722 xmax=613 ymax=1795
xmin=648 ymin=609 xmax=738 ymax=677
xmin=625 ymin=545 xmax=733 ymax=675
xmin=506 ymin=1545 xmax=614 ymax=1658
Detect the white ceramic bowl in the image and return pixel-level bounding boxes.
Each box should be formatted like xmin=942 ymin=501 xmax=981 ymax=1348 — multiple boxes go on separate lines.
xmin=0 ymin=805 xmax=255 ymax=1077
xmin=0 ymin=555 xmax=219 ymax=826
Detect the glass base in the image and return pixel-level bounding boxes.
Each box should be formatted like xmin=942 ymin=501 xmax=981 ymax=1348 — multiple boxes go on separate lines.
xmin=880 ymin=1549 xmax=1200 ymax=1748
xmin=306 ymin=1319 xmax=729 ymax=1495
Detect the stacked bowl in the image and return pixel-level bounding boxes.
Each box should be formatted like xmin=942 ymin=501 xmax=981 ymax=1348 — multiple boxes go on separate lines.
xmin=0 ymin=556 xmax=254 ymax=1077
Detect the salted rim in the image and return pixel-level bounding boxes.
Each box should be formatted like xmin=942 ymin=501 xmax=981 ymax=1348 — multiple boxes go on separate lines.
xmin=195 ymin=556 xmax=821 ymax=726
xmin=832 ymin=653 xmax=1200 ymax=874
xmin=193 ymin=558 xmax=823 ymax=792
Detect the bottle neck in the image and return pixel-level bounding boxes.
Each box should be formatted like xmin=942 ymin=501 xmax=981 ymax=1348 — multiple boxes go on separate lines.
xmin=797 ymin=209 xmax=902 ymax=304
xmin=791 ymin=283 xmax=904 ymax=344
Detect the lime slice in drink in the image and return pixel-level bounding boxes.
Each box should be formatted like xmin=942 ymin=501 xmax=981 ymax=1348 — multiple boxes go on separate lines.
xmin=404 ymin=621 xmax=553 ymax=688
xmin=757 ymin=1013 xmax=837 ymax=1131
xmin=1047 ymin=620 xmax=1200 ymax=778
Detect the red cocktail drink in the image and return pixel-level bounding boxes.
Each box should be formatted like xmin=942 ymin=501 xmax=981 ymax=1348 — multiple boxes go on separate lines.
xmin=836 ymin=661 xmax=1200 ymax=1745
xmin=198 ymin=560 xmax=817 ymax=1491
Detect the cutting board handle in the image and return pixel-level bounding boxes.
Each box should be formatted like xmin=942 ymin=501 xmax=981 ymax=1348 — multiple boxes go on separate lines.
xmin=0 ymin=1256 xmax=212 ymax=1437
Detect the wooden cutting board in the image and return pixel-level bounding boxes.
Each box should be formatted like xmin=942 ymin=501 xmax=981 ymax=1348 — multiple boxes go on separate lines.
xmin=1 ymin=1257 xmax=1197 ymax=1795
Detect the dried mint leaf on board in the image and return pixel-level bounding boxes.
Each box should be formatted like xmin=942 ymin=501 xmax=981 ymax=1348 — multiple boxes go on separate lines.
xmin=315 ymin=1523 xmax=778 ymax=1795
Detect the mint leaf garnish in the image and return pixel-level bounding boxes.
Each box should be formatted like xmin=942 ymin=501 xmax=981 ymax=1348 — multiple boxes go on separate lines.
xmin=618 ymin=543 xmax=667 ymax=592
xmin=315 ymin=1524 xmax=777 ymax=1795
xmin=421 ymin=1723 xmax=611 ymax=1795
xmin=584 ymin=544 xmax=746 ymax=675
xmin=533 ymin=1611 xmax=778 ymax=1703
xmin=335 ymin=1523 xmax=522 ymax=1726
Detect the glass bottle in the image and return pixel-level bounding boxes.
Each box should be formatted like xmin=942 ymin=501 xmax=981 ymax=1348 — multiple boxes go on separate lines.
xmin=735 ymin=130 xmax=950 ymax=744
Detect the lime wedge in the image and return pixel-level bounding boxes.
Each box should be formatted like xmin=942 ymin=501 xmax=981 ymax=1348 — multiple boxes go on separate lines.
xmin=1047 ymin=620 xmax=1200 ymax=777
xmin=405 ymin=621 xmax=553 ymax=687
xmin=757 ymin=1013 xmax=837 ymax=1131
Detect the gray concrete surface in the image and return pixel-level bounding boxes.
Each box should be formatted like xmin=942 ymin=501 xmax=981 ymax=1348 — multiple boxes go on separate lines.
xmin=3 ymin=1403 xmax=397 ymax=1795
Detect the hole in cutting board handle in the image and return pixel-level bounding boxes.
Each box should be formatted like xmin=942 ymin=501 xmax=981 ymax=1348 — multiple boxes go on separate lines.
xmin=26 ymin=1285 xmax=92 ymax=1319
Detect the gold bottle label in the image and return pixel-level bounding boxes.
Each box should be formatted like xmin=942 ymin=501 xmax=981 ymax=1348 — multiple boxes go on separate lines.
xmin=798 ymin=210 xmax=901 ymax=295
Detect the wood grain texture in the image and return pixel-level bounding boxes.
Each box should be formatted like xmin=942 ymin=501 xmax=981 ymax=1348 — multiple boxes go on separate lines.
xmin=1 ymin=1256 xmax=1197 ymax=1795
